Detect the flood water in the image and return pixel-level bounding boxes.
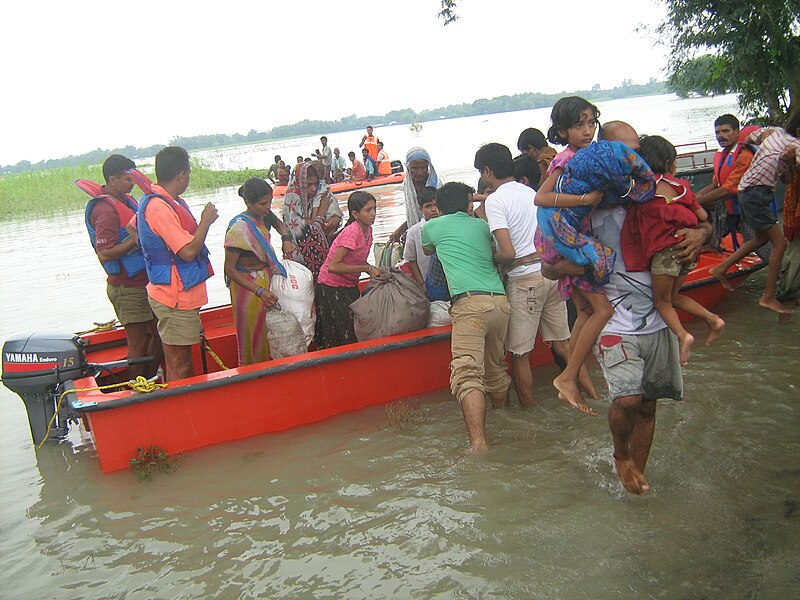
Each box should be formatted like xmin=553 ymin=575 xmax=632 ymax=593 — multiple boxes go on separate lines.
xmin=1 ymin=94 xmax=799 ymax=598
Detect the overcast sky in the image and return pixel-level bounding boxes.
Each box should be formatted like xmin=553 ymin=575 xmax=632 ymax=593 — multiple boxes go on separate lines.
xmin=0 ymin=0 xmax=670 ymax=166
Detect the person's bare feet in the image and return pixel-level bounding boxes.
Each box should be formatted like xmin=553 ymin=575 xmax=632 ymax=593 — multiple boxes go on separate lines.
xmin=759 ymin=295 xmax=795 ymax=315
xmin=554 ymin=374 xmax=597 ymax=416
xmin=678 ymin=332 xmax=694 ymax=365
xmin=614 ymin=456 xmax=650 ymax=495
xmin=578 ymin=366 xmax=601 ymax=401
xmin=466 ymin=441 xmax=489 ymax=454
xmin=705 ymin=316 xmax=725 ymax=346
xmin=778 ymin=312 xmax=793 ymax=325
xmin=709 ymin=265 xmax=734 ymax=291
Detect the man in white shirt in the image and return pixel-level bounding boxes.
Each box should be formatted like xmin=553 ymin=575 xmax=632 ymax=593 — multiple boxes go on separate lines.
xmin=475 ymin=143 xmax=596 ymax=410
xmin=314 ymin=136 xmax=333 ymax=182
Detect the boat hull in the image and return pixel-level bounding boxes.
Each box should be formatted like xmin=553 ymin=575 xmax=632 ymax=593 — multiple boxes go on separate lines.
xmin=271 ymin=172 xmax=405 ymax=198
xmin=68 ymin=248 xmax=762 ymax=473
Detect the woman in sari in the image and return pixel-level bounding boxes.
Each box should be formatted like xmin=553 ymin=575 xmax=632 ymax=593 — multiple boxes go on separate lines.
xmin=224 ymin=178 xmax=294 ymax=366
xmin=388 ymin=147 xmax=442 ymax=242
xmin=282 ymin=162 xmax=342 ymax=277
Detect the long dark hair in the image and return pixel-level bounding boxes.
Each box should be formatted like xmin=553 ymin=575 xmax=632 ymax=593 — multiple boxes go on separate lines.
xmin=345 ymin=191 xmax=376 ymax=226
xmin=547 ymin=96 xmax=600 ymax=146
xmin=238 ymin=178 xmax=273 ymax=204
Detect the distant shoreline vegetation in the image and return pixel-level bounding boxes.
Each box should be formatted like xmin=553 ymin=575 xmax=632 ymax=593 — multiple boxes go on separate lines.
xmin=0 ymin=162 xmax=264 ymax=221
xmin=2 ymin=80 xmax=668 ymax=176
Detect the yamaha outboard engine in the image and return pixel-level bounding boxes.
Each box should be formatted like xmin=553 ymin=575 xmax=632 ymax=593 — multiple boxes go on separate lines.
xmin=2 ymin=332 xmax=88 ymax=444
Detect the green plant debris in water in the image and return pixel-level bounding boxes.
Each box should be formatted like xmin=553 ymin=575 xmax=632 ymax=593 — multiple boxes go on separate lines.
xmin=129 ymin=445 xmax=182 ymax=480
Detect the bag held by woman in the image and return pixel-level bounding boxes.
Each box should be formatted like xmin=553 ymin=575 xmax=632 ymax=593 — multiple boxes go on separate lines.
xmin=269 ymin=259 xmax=316 ymax=346
xmin=266 ymin=306 xmax=307 ymax=359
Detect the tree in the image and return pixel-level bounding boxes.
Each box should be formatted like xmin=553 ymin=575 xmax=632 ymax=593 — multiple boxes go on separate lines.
xmin=657 ymin=0 xmax=800 ymax=123
xmin=667 ymin=54 xmax=734 ymax=98
xmin=438 ymin=0 xmax=459 ymax=25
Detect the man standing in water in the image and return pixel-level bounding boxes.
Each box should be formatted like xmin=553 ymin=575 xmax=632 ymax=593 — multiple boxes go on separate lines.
xmin=86 ymin=154 xmax=162 ymax=378
xmin=134 ymin=147 xmax=218 ymax=381
xmin=422 ymin=182 xmax=511 ymax=452
xmin=544 ymin=121 xmax=709 ymax=494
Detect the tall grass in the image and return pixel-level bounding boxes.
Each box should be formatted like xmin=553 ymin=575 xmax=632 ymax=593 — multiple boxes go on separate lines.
xmin=0 ymin=161 xmax=267 ymax=221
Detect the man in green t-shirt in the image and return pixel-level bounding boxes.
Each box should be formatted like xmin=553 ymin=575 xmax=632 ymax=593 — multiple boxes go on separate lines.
xmin=422 ymin=182 xmax=511 ymax=452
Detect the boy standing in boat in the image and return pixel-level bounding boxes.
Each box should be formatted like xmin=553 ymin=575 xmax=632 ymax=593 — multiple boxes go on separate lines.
xmin=134 ymin=147 xmax=219 ymax=381
xmin=422 ymin=182 xmax=511 ymax=452
xmin=314 ymin=137 xmax=333 ymax=183
xmin=86 ymin=154 xmax=162 ymax=379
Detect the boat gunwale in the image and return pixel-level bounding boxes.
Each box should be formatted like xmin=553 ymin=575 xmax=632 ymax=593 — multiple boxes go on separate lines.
xmin=68 ymin=328 xmax=452 ymax=413
xmin=67 ymin=251 xmax=764 ymax=413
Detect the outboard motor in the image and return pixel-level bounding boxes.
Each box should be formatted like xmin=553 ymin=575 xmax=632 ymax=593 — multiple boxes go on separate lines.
xmin=2 ymin=332 xmax=88 ymax=444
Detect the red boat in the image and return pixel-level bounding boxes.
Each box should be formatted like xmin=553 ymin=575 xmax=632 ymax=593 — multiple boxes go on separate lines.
xmin=271 ymin=172 xmax=405 ymax=198
xmin=1 ymin=248 xmax=762 ymax=473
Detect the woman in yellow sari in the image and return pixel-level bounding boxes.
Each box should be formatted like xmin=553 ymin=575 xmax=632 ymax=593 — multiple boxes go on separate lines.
xmin=224 ymin=178 xmax=295 ymax=365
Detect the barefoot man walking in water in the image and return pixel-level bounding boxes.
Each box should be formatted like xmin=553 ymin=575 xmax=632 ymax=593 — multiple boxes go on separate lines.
xmin=545 ymin=121 xmax=711 ymax=494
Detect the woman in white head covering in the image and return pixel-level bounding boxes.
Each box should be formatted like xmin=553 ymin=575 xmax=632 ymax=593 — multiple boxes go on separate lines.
xmin=390 ymin=147 xmax=443 ymax=241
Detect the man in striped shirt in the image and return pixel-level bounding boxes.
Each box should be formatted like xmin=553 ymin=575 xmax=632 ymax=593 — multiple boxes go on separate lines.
xmin=709 ymin=112 xmax=800 ymax=315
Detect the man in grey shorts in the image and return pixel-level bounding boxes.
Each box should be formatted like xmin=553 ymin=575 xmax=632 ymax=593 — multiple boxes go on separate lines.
xmin=544 ymin=121 xmax=711 ymax=494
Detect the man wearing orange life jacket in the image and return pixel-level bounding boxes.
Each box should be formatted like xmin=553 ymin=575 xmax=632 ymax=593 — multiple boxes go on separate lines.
xmin=696 ymin=114 xmax=758 ymax=250
xmin=86 ymin=154 xmax=163 ymax=378
xmin=359 ymin=125 xmax=380 ymax=162
xmin=131 ymin=147 xmax=219 ymax=381
xmin=376 ymin=141 xmax=392 ymax=176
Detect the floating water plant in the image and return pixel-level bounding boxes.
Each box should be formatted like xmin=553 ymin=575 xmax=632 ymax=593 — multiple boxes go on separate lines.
xmin=129 ymin=445 xmax=181 ymax=480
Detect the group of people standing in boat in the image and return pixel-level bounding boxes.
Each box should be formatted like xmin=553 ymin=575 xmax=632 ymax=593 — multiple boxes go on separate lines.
xmin=84 ymin=96 xmax=800 ymax=495
xmin=267 ymin=126 xmax=394 ymax=186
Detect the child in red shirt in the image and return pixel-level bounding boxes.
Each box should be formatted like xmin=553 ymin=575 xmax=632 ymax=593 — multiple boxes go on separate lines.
xmin=622 ymin=135 xmax=725 ymax=364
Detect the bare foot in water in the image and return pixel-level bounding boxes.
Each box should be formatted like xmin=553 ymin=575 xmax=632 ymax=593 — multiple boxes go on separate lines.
xmin=466 ymin=442 xmax=489 ymax=455
xmin=678 ymin=332 xmax=694 ymax=365
xmin=705 ymin=316 xmax=725 ymax=346
xmin=614 ymin=456 xmax=650 ymax=495
xmin=554 ymin=375 xmax=597 ymax=416
xmin=759 ymin=295 xmax=795 ymax=315
xmin=709 ymin=265 xmax=734 ymax=291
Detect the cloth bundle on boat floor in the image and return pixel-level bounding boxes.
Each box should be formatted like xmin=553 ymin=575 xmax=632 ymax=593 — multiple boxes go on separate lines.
xmin=350 ymin=268 xmax=430 ymax=341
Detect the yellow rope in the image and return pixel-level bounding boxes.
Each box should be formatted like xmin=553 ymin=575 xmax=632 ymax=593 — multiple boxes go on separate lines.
xmin=203 ymin=343 xmax=229 ymax=371
xmin=36 ymin=376 xmax=168 ymax=449
xmin=76 ymin=320 xmax=119 ymax=335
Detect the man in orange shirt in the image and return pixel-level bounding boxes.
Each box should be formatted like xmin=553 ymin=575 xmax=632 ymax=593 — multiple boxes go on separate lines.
xmin=358 ymin=125 xmax=380 ymax=162
xmin=696 ymin=114 xmax=757 ymax=250
xmin=134 ymin=147 xmax=218 ymax=381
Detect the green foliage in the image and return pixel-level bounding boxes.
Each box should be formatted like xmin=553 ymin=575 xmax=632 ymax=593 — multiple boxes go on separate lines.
xmin=129 ymin=445 xmax=181 ymax=480
xmin=0 ymin=161 xmax=267 ymax=221
xmin=668 ymin=54 xmax=735 ymax=98
xmin=658 ymin=0 xmax=800 ymax=122
xmin=438 ymin=0 xmax=459 ymax=25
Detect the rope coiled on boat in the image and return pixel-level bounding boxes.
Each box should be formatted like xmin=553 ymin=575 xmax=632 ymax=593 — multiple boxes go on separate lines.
xmin=36 ymin=376 xmax=168 ymax=449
